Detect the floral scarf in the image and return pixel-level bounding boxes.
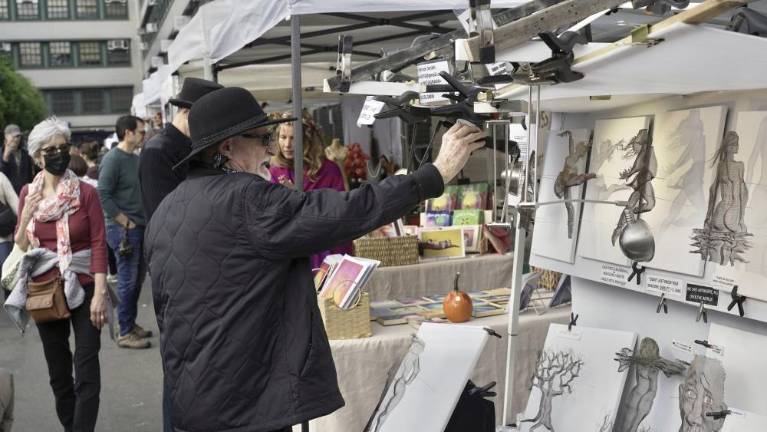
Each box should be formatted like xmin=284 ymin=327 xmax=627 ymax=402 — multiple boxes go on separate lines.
xmin=25 ymin=169 xmax=81 ymax=273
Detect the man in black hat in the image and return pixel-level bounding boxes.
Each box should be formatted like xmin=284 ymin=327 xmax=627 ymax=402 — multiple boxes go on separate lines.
xmin=138 ymin=78 xmax=223 ymax=221
xmin=145 ymin=87 xmax=485 ymax=432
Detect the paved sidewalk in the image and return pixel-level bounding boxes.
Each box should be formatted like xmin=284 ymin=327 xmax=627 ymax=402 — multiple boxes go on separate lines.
xmin=0 ymin=283 xmax=163 ymax=431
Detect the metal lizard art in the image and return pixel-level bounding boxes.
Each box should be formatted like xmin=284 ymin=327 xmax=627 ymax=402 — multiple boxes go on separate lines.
xmin=555 ymin=130 xmax=596 ymax=239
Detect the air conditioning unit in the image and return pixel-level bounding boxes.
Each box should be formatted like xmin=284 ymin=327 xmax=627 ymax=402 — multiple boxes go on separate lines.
xmin=107 ymin=40 xmax=129 ymax=51
xmin=20 ymin=0 xmax=39 ymax=4
xmin=0 ymin=43 xmax=11 ymax=53
xmin=145 ymin=23 xmax=158 ymax=33
xmin=160 ymin=39 xmax=172 ymax=53
xmin=104 ymin=0 xmax=127 ymax=4
xmin=140 ymin=42 xmax=149 ymax=51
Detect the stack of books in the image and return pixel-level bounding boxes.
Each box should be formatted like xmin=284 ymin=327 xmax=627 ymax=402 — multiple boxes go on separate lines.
xmin=317 ymin=254 xmax=380 ymax=309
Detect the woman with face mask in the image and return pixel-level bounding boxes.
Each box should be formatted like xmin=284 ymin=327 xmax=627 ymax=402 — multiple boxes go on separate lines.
xmin=269 ymin=112 xmax=352 ymax=269
xmin=5 ymin=116 xmax=108 ymax=432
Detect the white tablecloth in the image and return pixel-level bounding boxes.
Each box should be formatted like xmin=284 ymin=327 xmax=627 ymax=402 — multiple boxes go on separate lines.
xmin=297 ymin=306 xmax=571 ymax=432
xmin=365 ymin=254 xmax=516 ymax=302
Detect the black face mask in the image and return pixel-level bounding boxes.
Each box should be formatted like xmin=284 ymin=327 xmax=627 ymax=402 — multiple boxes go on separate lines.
xmin=43 ymin=150 xmax=71 ymax=176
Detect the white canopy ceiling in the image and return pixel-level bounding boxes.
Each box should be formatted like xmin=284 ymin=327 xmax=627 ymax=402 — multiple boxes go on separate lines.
xmin=495 ymin=23 xmax=767 ymax=110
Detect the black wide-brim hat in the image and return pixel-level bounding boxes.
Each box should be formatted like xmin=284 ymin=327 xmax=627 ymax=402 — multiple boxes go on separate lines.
xmin=168 ymin=77 xmax=224 ymax=108
xmin=174 ymin=87 xmax=295 ymax=169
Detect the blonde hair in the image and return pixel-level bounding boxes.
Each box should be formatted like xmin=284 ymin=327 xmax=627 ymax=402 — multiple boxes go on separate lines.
xmin=27 ymin=116 xmax=71 ymax=157
xmin=271 ymin=112 xmax=325 ymax=180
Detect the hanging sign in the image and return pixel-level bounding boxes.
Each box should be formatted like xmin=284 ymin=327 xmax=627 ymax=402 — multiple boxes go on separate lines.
xmin=356 ymin=96 xmax=386 ymax=127
xmin=685 ymin=283 xmax=720 ymax=306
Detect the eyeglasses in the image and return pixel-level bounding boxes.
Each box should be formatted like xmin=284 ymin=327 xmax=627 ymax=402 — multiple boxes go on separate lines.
xmin=240 ymin=132 xmax=272 ymax=147
xmin=40 ymin=143 xmax=71 ymax=156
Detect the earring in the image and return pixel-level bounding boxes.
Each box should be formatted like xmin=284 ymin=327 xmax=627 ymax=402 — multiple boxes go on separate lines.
xmin=213 ymin=153 xmax=229 ymax=170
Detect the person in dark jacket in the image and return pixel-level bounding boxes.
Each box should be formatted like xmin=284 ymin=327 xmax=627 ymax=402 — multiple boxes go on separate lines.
xmin=139 ymin=78 xmax=223 ymax=221
xmin=145 ymin=87 xmax=485 ymax=432
xmin=2 ymin=124 xmax=36 ymax=194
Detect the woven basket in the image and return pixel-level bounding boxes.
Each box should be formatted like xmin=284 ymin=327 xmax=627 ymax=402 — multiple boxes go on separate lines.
xmin=532 ymin=267 xmax=562 ymax=291
xmin=319 ymin=292 xmax=372 ymax=340
xmin=353 ymin=235 xmax=419 ymax=267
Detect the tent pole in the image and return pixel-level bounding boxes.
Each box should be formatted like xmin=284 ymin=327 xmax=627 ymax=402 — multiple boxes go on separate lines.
xmin=291 ymin=14 xmax=304 ymax=191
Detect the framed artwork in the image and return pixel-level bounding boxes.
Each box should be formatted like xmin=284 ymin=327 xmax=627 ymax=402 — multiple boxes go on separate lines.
xmin=418 ymin=227 xmax=466 ymax=259
xmin=461 ymin=225 xmax=481 ymax=253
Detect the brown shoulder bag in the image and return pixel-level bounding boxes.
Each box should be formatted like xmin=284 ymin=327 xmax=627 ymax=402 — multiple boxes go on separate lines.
xmin=25 ymin=277 xmax=70 ymax=323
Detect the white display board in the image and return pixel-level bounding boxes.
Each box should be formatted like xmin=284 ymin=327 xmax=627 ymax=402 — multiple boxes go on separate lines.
xmin=578 ymin=116 xmax=652 ymax=266
xmin=531 ymin=129 xmax=592 ymax=264
xmin=642 ymin=106 xmax=728 ymax=277
xmin=518 ymin=324 xmax=636 ymax=432
xmin=366 ymin=323 xmax=489 ymax=432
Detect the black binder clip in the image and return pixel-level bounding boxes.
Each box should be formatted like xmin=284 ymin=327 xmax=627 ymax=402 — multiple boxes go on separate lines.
xmin=696 ymin=303 xmax=708 ymax=324
xmin=706 ymin=410 xmax=732 ymax=421
xmin=484 ymin=328 xmax=502 ymax=339
xmin=568 ymin=313 xmax=579 ymax=331
xmin=627 ymin=262 xmax=646 ymax=285
xmin=656 ymin=294 xmax=668 ymax=314
xmin=727 ymin=285 xmax=747 ymax=318
xmin=694 ymin=339 xmax=713 ymax=349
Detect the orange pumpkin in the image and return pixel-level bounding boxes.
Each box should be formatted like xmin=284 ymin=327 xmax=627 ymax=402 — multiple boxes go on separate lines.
xmin=443 ymin=272 xmax=473 ymax=323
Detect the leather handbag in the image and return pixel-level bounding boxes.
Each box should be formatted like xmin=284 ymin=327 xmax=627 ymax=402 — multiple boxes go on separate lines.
xmin=25 ymin=277 xmax=70 ymax=324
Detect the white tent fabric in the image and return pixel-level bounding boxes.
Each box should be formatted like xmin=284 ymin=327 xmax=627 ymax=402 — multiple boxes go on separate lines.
xmin=496 ymin=23 xmax=767 ymax=103
xmin=167 ymin=0 xmax=532 ymax=79
xmin=142 ymin=65 xmax=171 ymax=105
xmin=131 ymin=93 xmax=147 ymax=118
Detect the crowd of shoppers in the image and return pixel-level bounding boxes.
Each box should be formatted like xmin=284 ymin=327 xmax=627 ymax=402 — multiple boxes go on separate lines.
xmin=1 ymin=77 xmax=486 ymax=432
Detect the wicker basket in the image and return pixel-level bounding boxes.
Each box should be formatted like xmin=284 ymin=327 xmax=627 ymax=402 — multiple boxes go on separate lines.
xmin=353 ymin=235 xmax=419 ymax=267
xmin=532 ymin=267 xmax=562 ymax=291
xmin=319 ymin=292 xmax=372 ymax=340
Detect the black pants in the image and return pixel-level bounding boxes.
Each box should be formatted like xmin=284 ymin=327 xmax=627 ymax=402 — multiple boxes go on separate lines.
xmin=36 ymin=284 xmax=101 ymax=432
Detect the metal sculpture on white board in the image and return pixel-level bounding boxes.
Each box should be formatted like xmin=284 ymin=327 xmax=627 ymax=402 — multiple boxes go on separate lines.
xmin=554 ymin=130 xmax=596 ymax=239
xmin=678 ymin=355 xmax=727 ymax=432
xmin=612 ymin=129 xmax=657 ymax=263
xmin=613 ymin=337 xmax=687 ymax=432
xmin=691 ymin=131 xmax=753 ymax=266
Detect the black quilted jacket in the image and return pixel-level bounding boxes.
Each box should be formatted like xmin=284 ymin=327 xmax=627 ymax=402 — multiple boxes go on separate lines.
xmin=145 ymin=164 xmax=444 ymax=432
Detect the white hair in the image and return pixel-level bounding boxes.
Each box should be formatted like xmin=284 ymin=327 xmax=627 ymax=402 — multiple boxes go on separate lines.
xmin=27 ymin=116 xmax=71 ymax=157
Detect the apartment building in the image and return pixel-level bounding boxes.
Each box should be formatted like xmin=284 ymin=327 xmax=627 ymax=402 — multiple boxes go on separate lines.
xmin=0 ymin=0 xmax=142 ymax=130
xmin=137 ymin=0 xmax=202 ymax=76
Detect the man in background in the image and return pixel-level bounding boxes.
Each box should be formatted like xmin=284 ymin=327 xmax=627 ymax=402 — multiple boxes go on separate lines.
xmin=1 ymin=125 xmax=35 ymax=193
xmin=98 ymin=115 xmax=151 ymax=349
xmin=139 ymin=78 xmax=222 ymax=221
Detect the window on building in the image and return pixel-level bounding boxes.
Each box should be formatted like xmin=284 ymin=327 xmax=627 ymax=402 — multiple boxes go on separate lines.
xmin=110 ymin=87 xmax=132 ymax=113
xmin=46 ymin=0 xmax=69 ymax=19
xmin=104 ymin=0 xmax=127 ymax=18
xmin=78 ymin=41 xmax=101 ymax=66
xmin=18 ymin=42 xmax=42 ymax=67
xmin=81 ymin=89 xmax=104 ymax=113
xmin=106 ymin=40 xmax=130 ymax=66
xmin=75 ymin=0 xmax=97 ymax=19
xmin=0 ymin=1 xmax=10 ymax=19
xmin=48 ymin=90 xmax=76 ymax=115
xmin=49 ymin=42 xmax=72 ymax=66
xmin=16 ymin=0 xmax=40 ymax=19
xmin=0 ymin=43 xmax=11 ymax=63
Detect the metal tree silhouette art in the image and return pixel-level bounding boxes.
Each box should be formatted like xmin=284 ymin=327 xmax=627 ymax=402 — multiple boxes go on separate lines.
xmin=523 ymin=350 xmax=584 ymax=431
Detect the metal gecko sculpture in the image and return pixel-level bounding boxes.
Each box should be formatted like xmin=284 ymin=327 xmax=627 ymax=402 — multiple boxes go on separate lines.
xmin=555 ymin=130 xmax=596 ymax=239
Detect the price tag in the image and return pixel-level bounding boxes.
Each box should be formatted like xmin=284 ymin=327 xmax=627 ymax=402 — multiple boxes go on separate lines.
xmin=646 ymin=275 xmax=684 ymax=298
xmin=672 ymin=340 xmax=694 ymax=354
xmin=600 ymin=264 xmax=630 ymax=288
xmin=686 ymin=283 xmax=720 ymax=306
xmin=416 ymin=60 xmax=451 ymax=105
xmin=356 ymin=96 xmax=385 ymax=127
xmin=712 ymin=274 xmax=736 ymax=292
xmin=509 ymin=123 xmax=528 ymax=162
xmin=557 ymin=327 xmax=583 ymax=341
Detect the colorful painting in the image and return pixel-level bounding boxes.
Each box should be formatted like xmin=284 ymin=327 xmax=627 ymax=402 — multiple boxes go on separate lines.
xmin=418 ymin=227 xmax=466 ymax=259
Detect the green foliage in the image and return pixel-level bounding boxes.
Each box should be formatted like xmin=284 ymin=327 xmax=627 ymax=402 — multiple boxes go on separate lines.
xmin=0 ymin=57 xmax=47 ymax=132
